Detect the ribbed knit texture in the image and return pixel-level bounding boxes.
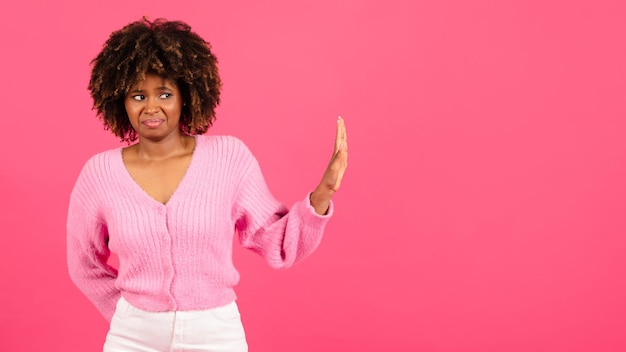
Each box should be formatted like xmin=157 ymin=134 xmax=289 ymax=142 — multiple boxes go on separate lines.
xmin=67 ymin=135 xmax=333 ymax=322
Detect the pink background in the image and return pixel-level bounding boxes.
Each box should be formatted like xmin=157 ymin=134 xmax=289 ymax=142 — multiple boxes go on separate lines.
xmin=1 ymin=0 xmax=625 ymax=351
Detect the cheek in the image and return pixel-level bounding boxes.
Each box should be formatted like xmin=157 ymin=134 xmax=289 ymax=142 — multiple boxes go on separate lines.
xmin=124 ymin=102 xmax=139 ymax=119
xmin=167 ymin=102 xmax=184 ymax=118
xmin=124 ymin=105 xmax=141 ymax=129
xmin=124 ymin=101 xmax=131 ymax=115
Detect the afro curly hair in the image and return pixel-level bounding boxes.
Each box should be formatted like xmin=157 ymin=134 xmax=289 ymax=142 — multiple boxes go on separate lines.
xmin=88 ymin=17 xmax=222 ymax=143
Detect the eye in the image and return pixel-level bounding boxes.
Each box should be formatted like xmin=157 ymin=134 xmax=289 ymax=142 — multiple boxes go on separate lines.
xmin=131 ymin=95 xmax=145 ymax=101
xmin=159 ymin=93 xmax=172 ymax=99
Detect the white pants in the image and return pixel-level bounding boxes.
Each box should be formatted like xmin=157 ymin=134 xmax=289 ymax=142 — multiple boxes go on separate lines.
xmin=103 ymin=297 xmax=248 ymax=352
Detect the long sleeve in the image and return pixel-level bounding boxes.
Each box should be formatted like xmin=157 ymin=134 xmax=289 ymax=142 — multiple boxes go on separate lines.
xmin=233 ymin=153 xmax=334 ymax=269
xmin=66 ymin=135 xmax=334 ymax=318
xmin=66 ymin=171 xmax=120 ymax=322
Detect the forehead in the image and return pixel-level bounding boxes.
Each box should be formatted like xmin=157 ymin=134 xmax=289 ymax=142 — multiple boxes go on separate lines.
xmin=130 ymin=73 xmax=178 ymax=89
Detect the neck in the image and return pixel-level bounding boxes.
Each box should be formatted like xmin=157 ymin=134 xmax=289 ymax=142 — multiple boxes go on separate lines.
xmin=134 ymin=133 xmax=194 ymax=161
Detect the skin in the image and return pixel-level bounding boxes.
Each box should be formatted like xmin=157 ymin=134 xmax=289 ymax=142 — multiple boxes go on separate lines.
xmin=122 ymin=73 xmax=195 ymax=205
xmin=310 ymin=116 xmax=348 ymax=214
xmin=121 ymin=72 xmax=348 ymax=214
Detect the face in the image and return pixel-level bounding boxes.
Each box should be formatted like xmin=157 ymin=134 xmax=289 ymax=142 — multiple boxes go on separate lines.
xmin=124 ymin=73 xmax=184 ymax=141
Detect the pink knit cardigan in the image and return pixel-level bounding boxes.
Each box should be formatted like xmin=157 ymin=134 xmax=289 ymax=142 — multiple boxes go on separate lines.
xmin=67 ymin=135 xmax=333 ymax=322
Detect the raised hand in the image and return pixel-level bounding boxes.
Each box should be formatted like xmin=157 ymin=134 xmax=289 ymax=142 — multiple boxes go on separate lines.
xmin=310 ymin=116 xmax=348 ymax=215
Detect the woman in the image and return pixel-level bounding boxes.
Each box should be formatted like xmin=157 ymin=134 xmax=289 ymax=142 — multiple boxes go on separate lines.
xmin=67 ymin=18 xmax=347 ymax=351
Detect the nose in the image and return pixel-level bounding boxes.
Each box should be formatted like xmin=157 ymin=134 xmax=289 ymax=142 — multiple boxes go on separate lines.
xmin=144 ymin=97 xmax=160 ymax=115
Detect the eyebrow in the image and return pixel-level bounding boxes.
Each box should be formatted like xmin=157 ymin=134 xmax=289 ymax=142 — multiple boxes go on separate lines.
xmin=128 ymin=86 xmax=174 ymax=94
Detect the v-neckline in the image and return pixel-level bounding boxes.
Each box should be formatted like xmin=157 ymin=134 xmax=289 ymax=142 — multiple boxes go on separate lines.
xmin=118 ymin=135 xmax=199 ymax=206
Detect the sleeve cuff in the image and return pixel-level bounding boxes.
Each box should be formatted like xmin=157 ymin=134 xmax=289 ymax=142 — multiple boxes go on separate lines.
xmin=302 ymin=191 xmax=334 ymax=219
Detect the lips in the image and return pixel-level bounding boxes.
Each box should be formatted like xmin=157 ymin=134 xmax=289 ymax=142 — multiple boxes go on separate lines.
xmin=142 ymin=118 xmax=164 ymax=128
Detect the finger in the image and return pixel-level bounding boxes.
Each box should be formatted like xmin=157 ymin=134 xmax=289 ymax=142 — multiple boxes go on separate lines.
xmin=332 ymin=162 xmax=347 ymax=190
xmin=329 ymin=148 xmax=348 ymax=180
xmin=341 ymin=117 xmax=347 ymax=152
xmin=334 ymin=116 xmax=343 ymax=154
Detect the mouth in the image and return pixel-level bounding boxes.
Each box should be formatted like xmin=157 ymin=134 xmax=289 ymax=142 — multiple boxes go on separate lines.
xmin=142 ymin=118 xmax=165 ymax=128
